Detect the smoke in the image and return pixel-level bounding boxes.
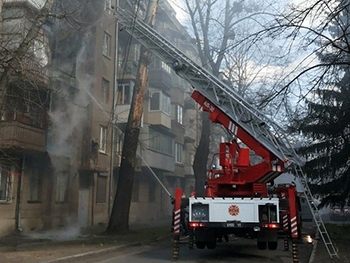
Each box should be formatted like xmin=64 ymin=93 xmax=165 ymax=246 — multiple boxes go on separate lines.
xmin=43 ymin=0 xmax=105 ymax=233
xmin=48 ymin=44 xmax=92 ymax=157
xmin=48 ymin=0 xmax=106 ymax=157
xmin=26 ymin=224 xmax=81 ymax=241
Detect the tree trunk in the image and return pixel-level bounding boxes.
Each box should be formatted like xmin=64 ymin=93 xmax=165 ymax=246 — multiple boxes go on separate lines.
xmin=106 ymin=0 xmax=159 ymax=234
xmin=193 ymin=112 xmax=210 ymax=196
xmin=189 ymin=0 xmax=233 ymax=197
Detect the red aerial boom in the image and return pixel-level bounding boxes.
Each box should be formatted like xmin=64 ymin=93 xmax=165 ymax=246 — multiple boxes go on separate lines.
xmin=192 ymin=90 xmax=285 ymax=197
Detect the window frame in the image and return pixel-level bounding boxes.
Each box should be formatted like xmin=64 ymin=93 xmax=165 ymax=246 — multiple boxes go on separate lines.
xmin=101 ymin=77 xmax=110 ymax=104
xmin=27 ymin=166 xmax=42 ymax=203
xmin=149 ymin=128 xmax=173 ymax=156
xmin=103 ymin=31 xmax=111 ymax=58
xmin=99 ymin=125 xmax=107 ymax=153
xmin=175 ymin=143 xmax=183 ymax=164
xmin=55 ymin=171 xmax=69 ymax=203
xmin=96 ymin=173 xmax=108 ymax=204
xmin=176 ymin=104 xmax=183 ymax=124
xmin=161 ymin=61 xmax=171 ymax=74
xmin=132 ymin=44 xmax=140 ymax=63
xmin=0 ymin=166 xmax=12 ymax=203
xmin=117 ymin=83 xmax=133 ymax=105
xmin=105 ymin=0 xmax=112 ymax=13
xmin=149 ymin=91 xmax=171 ymax=115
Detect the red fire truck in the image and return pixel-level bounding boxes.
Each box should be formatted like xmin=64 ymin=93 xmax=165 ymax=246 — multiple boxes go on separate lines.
xmin=172 ymin=90 xmax=301 ymax=252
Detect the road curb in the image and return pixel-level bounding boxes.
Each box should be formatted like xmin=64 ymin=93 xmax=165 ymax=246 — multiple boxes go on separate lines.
xmin=39 ymin=234 xmax=171 ymax=263
xmin=40 ymin=242 xmax=142 ymax=263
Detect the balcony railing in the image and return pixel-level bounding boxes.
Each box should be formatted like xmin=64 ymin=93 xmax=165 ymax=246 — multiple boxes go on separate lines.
xmin=3 ymin=0 xmax=44 ymax=9
xmin=0 ymin=121 xmax=46 ymax=153
xmin=17 ymin=57 xmax=49 ymax=86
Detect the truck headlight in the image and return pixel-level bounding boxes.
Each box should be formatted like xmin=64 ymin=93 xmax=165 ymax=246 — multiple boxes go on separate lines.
xmin=191 ymin=203 xmax=209 ymax=221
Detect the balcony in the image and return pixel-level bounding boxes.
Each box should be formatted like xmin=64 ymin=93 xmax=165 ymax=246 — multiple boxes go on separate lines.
xmin=0 ymin=121 xmax=46 ymax=153
xmin=148 ymin=68 xmax=172 ymax=90
xmin=142 ymin=149 xmax=174 ymax=172
xmin=146 ymin=111 xmax=171 ymax=129
xmin=16 ymin=57 xmax=49 ymax=87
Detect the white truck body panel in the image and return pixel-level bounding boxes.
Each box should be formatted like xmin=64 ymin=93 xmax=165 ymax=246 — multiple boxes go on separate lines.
xmin=189 ymin=197 xmax=280 ymax=223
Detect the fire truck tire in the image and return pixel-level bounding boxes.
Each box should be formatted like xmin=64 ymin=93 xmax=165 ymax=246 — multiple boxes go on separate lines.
xmin=196 ymin=241 xmax=206 ymax=249
xmin=257 ymin=241 xmax=267 ymax=250
xmin=206 ymin=241 xmax=216 ymax=249
xmin=268 ymin=241 xmax=278 ymax=250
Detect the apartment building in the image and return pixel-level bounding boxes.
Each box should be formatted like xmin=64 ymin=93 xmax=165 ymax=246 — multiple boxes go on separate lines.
xmin=0 ymin=0 xmax=199 ymax=237
xmin=0 ymin=0 xmax=52 ymax=236
xmin=0 ymin=0 xmax=116 ymax=236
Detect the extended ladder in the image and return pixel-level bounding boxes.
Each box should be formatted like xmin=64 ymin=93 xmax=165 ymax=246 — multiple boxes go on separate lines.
xmin=117 ymin=7 xmax=300 ymax=165
xmin=294 ymin=165 xmax=338 ymax=258
xmin=116 ymin=6 xmax=338 ymax=258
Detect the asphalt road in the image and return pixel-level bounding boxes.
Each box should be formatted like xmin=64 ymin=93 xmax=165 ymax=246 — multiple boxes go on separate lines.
xmin=65 ymin=235 xmax=314 ymax=263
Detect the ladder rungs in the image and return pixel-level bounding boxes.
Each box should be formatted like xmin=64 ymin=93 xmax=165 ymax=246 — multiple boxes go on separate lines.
xmin=293 ymin=164 xmax=338 ymax=259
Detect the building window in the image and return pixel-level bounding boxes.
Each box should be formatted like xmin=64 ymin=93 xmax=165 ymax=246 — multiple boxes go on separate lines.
xmin=176 ymin=105 xmax=183 ymax=124
xmin=99 ymin=126 xmax=107 ymax=153
xmin=56 ymin=172 xmax=68 ymax=203
xmin=96 ymin=173 xmax=107 ymax=203
xmin=103 ymin=32 xmax=111 ymax=57
xmin=105 ymin=0 xmax=112 ymax=13
xmin=150 ymin=92 xmax=160 ymax=110
xmin=134 ymin=1 xmax=147 ymax=19
xmin=149 ymin=91 xmax=171 ymax=115
xmin=149 ymin=128 xmax=173 ymax=155
xmin=175 ymin=143 xmax=183 ymax=163
xmin=161 ymin=61 xmax=171 ymax=74
xmin=28 ymin=167 xmax=41 ymax=202
xmin=117 ymin=83 xmax=133 ymax=105
xmin=101 ymin=78 xmax=110 ymax=104
xmin=131 ymin=44 xmax=140 ymax=62
xmin=162 ymin=93 xmax=171 ymax=114
xmin=0 ymin=166 xmax=11 ymax=202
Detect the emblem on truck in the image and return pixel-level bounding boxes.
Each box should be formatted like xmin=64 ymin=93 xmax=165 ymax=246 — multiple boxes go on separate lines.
xmin=228 ymin=205 xmax=239 ymax=216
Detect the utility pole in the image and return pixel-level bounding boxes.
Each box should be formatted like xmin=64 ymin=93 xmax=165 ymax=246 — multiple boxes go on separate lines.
xmin=108 ymin=0 xmax=120 ymax=216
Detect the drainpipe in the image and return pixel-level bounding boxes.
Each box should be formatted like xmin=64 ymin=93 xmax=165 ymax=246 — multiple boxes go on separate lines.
xmin=108 ymin=0 xmax=119 ymax=215
xmin=15 ymin=154 xmax=25 ymax=233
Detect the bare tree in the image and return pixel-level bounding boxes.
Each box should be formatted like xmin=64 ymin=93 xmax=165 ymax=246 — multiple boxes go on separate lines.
xmin=182 ymin=0 xmax=277 ymax=195
xmin=0 ymin=0 xmax=54 ymax=118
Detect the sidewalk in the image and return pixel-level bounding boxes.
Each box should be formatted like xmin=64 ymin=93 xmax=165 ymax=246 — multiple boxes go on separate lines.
xmin=0 ymin=224 xmax=171 ymax=263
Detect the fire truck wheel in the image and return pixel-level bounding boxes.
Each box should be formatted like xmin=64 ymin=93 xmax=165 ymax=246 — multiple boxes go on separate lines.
xmin=268 ymin=241 xmax=278 ymax=250
xmin=257 ymin=241 xmax=267 ymax=250
xmin=206 ymin=241 xmax=216 ymax=249
xmin=196 ymin=241 xmax=205 ymax=249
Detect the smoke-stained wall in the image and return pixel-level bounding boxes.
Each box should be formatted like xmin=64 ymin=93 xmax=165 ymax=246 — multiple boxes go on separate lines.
xmin=47 ymin=0 xmax=112 ymax=229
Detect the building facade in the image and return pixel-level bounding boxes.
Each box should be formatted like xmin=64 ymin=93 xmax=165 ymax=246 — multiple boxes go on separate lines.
xmin=0 ymin=0 xmax=199 ymax=237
